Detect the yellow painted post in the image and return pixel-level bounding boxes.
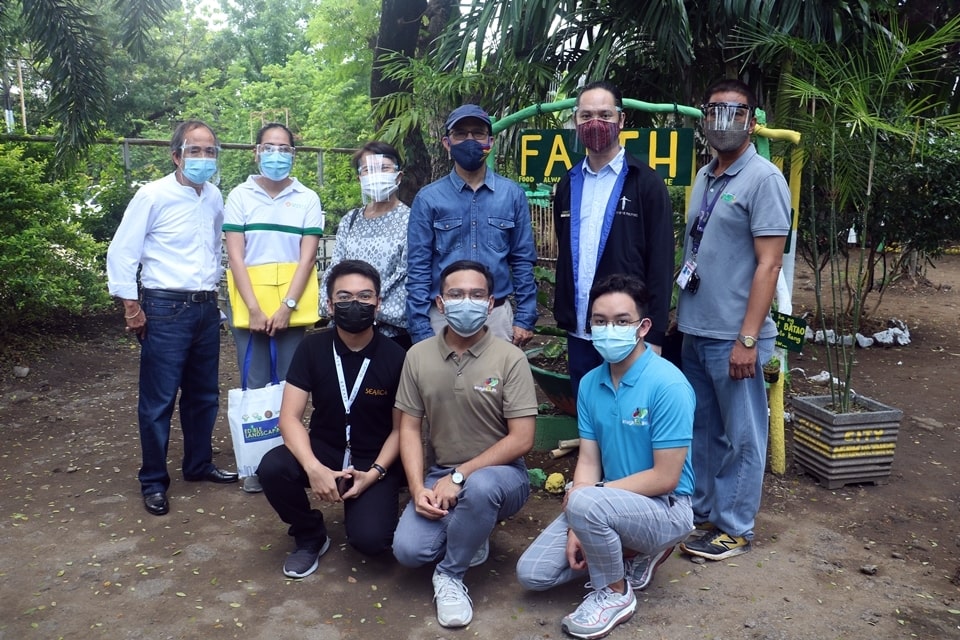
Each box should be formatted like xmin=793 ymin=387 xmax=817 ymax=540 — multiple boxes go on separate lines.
xmin=768 ymin=368 xmax=786 ymax=475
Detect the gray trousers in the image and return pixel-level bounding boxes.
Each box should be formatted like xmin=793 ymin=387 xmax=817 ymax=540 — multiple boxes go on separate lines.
xmin=516 ymin=487 xmax=693 ymax=591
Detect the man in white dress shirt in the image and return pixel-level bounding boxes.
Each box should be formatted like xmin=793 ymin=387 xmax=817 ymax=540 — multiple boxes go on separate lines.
xmin=107 ymin=119 xmax=238 ymax=517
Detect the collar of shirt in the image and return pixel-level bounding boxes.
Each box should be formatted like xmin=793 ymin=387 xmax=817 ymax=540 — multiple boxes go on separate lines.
xmin=599 ymin=346 xmax=654 ymax=392
xmin=582 ymin=146 xmax=626 ymax=178
xmin=245 ymin=175 xmax=306 ymax=197
xmin=704 ymin=143 xmax=757 ymax=178
xmin=447 ymin=167 xmax=495 ymax=193
xmin=437 ymin=326 xmax=494 ymax=360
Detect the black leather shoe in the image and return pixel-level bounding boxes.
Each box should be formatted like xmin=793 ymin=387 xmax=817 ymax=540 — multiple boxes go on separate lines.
xmin=143 ymin=492 xmax=169 ymax=516
xmin=188 ymin=467 xmax=239 ymax=484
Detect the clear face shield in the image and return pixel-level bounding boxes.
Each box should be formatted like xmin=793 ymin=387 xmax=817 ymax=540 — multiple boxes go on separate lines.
xmin=358 ymin=154 xmax=401 ymax=204
xmin=700 ymin=102 xmax=753 ymax=152
xmin=180 ymin=144 xmax=221 ymax=186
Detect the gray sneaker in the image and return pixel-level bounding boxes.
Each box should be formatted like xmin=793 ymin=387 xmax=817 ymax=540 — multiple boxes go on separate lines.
xmin=432 ymin=571 xmax=473 ymax=628
xmin=561 ymin=585 xmax=636 ymax=639
xmin=282 ymin=537 xmax=330 ymax=579
xmin=469 ymin=538 xmax=490 ymax=568
xmin=624 ymin=545 xmax=675 ymax=591
xmin=241 ymin=475 xmax=263 ymax=493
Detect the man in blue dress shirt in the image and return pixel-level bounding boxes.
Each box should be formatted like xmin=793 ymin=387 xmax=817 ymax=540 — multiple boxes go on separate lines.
xmin=405 ymin=104 xmax=537 ymax=347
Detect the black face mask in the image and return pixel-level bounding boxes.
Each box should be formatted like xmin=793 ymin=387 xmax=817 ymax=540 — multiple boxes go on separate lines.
xmin=333 ymin=300 xmax=376 ymax=333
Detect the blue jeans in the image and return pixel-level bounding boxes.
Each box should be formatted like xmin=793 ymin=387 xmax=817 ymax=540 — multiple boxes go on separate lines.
xmin=567 ymin=333 xmax=602 ymax=399
xmin=137 ymin=294 xmax=221 ymax=495
xmin=392 ymin=459 xmax=530 ymax=579
xmin=681 ymin=334 xmax=773 ymax=540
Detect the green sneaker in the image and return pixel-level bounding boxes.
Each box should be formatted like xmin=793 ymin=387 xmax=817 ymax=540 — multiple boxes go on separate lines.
xmin=680 ymin=529 xmax=750 ymax=560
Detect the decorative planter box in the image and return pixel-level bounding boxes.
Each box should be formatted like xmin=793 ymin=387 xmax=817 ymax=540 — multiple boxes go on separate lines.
xmin=790 ymin=394 xmax=902 ymax=489
xmin=525 ymin=347 xmax=576 ymax=416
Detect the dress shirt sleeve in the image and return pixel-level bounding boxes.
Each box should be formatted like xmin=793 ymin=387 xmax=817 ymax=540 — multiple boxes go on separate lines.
xmin=405 ymin=193 xmax=435 ymax=343
xmin=106 ymin=187 xmax=154 ymax=300
xmin=509 ymin=189 xmax=538 ymax=330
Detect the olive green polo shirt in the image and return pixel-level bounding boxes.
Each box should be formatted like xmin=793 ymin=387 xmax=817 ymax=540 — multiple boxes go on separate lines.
xmin=395 ymin=328 xmax=539 ymax=467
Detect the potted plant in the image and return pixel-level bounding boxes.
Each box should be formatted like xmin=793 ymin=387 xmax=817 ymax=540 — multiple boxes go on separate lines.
xmin=740 ymin=17 xmax=960 ymax=487
xmin=762 ymin=355 xmax=781 ymax=384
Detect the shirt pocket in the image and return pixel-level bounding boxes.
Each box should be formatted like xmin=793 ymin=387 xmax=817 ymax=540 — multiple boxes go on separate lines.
xmin=433 ymin=217 xmax=464 ymax=254
xmin=485 ymin=216 xmax=515 ymax=252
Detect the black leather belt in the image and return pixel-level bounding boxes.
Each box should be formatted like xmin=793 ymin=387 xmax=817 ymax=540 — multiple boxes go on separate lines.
xmin=142 ymin=289 xmax=218 ymax=303
xmin=493 ymin=297 xmax=507 ymax=308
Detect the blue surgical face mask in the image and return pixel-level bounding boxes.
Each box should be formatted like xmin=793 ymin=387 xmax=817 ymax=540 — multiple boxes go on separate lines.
xmin=259 ymin=151 xmax=294 ymax=181
xmin=181 ymin=158 xmax=218 ymax=184
xmin=443 ymin=298 xmax=489 ymax=337
xmin=448 ymin=139 xmax=490 ymax=171
xmin=591 ymin=324 xmax=640 ymax=363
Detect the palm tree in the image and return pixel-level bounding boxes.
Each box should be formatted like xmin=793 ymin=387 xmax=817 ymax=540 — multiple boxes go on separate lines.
xmin=435 ymin=0 xmax=880 ymax=116
xmin=0 ymin=0 xmax=175 ymax=169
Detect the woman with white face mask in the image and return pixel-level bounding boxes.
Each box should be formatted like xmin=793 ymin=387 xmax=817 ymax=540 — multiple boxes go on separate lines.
xmin=320 ymin=141 xmax=412 ymax=350
xmin=224 ymin=122 xmax=325 ymax=492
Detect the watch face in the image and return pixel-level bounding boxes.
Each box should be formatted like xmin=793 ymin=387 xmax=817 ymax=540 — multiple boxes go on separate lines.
xmin=451 ymin=472 xmax=464 ymax=485
xmin=741 ymin=336 xmax=756 ymax=348
xmin=285 ymin=298 xmax=296 ymax=309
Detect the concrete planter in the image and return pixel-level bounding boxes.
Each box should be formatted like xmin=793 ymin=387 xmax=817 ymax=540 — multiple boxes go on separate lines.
xmin=791 ymin=394 xmax=902 ymax=489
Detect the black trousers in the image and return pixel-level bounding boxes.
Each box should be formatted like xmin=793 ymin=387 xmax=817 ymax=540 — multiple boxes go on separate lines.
xmin=258 ymin=442 xmax=402 ymax=556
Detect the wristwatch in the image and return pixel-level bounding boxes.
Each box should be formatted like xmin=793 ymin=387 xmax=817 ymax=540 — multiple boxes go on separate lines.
xmin=371 ymin=463 xmax=387 ymax=481
xmin=282 ymin=297 xmax=297 ymax=310
xmin=451 ymin=469 xmax=465 ymax=486
xmin=738 ymin=334 xmax=757 ymax=348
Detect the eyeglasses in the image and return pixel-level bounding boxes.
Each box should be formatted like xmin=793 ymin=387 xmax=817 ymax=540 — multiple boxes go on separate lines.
xmin=589 ymin=317 xmax=643 ymax=328
xmin=448 ymin=129 xmax=490 ymax=142
xmin=573 ymin=107 xmax=622 ymax=123
xmin=443 ymin=288 xmax=490 ymax=302
xmin=334 ymin=290 xmax=377 ymax=304
xmin=259 ymin=143 xmax=295 ymax=154
xmin=181 ymin=145 xmax=220 ymax=159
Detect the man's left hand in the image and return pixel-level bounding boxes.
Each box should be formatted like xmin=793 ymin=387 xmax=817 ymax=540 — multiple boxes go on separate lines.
xmin=729 ymin=342 xmax=757 ymax=380
xmin=512 ymin=326 xmax=534 ymax=348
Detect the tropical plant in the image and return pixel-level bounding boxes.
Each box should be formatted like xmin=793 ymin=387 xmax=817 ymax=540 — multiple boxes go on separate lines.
xmin=1 ymin=0 xmax=176 ymax=169
xmin=736 ymin=14 xmax=960 ymax=411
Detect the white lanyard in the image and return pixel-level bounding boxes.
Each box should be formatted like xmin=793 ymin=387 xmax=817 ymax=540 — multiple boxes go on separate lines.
xmin=334 ymin=343 xmax=370 ymax=470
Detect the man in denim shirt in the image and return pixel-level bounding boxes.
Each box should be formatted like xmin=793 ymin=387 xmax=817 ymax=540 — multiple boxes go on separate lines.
xmin=405 ymin=104 xmax=537 ymax=346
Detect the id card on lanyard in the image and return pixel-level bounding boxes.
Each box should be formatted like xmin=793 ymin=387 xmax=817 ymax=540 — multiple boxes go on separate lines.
xmin=333 ymin=344 xmax=371 ymax=471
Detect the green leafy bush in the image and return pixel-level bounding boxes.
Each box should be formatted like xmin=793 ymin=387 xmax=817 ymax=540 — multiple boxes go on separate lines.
xmin=0 ymin=146 xmax=111 ymax=333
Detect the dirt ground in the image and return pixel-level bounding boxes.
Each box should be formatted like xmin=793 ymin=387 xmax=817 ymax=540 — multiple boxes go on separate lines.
xmin=1 ymin=255 xmax=959 ymax=640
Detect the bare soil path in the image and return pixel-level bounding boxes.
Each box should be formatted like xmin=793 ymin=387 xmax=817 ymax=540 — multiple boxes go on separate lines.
xmin=1 ymin=255 xmax=959 ymax=639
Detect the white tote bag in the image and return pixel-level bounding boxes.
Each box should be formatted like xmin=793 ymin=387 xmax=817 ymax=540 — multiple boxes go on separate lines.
xmin=228 ymin=338 xmax=285 ymax=478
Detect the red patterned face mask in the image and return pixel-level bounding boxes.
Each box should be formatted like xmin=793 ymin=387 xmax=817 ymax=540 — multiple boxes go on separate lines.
xmin=576 ymin=119 xmax=620 ymax=152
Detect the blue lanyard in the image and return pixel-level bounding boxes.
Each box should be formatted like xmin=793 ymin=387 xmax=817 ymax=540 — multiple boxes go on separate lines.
xmin=689 ymin=175 xmax=730 ymax=258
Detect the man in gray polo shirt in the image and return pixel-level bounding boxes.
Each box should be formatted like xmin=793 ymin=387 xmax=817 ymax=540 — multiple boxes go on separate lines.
xmin=676 ymin=79 xmax=791 ymax=561
xmin=392 ymin=260 xmax=538 ymax=628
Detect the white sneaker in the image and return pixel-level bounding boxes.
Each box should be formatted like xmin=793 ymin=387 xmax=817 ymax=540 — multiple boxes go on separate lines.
xmin=469 ymin=538 xmax=490 ymax=568
xmin=561 ymin=585 xmax=636 ymax=639
xmin=432 ymin=571 xmax=473 ymax=628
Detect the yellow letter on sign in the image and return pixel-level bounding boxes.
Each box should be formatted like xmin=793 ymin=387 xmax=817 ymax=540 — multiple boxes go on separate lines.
xmin=544 ymin=133 xmax=573 ymax=178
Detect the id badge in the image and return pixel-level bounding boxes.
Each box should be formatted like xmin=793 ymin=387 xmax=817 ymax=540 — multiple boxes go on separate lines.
xmin=677 ymin=260 xmax=697 ymax=289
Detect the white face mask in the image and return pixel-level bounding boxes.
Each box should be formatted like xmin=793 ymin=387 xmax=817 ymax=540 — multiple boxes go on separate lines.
xmin=360 ymin=172 xmax=399 ymax=203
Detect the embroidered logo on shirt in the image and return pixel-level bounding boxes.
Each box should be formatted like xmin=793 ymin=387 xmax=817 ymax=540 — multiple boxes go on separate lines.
xmin=623 ymin=407 xmax=650 ymax=428
xmin=474 ymin=377 xmax=501 ymax=393
xmin=722 ymin=192 xmax=736 ymax=202
xmin=365 ymin=387 xmax=389 ymax=396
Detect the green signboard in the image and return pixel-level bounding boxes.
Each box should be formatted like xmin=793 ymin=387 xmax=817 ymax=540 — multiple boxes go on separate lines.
xmin=516 ymin=128 xmax=695 ymax=188
xmin=773 ymin=310 xmax=807 ymax=352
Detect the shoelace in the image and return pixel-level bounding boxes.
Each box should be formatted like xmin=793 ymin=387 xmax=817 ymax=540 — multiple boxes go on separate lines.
xmin=435 ymin=576 xmax=472 ymax=605
xmin=571 ymin=587 xmax=615 ymax=621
